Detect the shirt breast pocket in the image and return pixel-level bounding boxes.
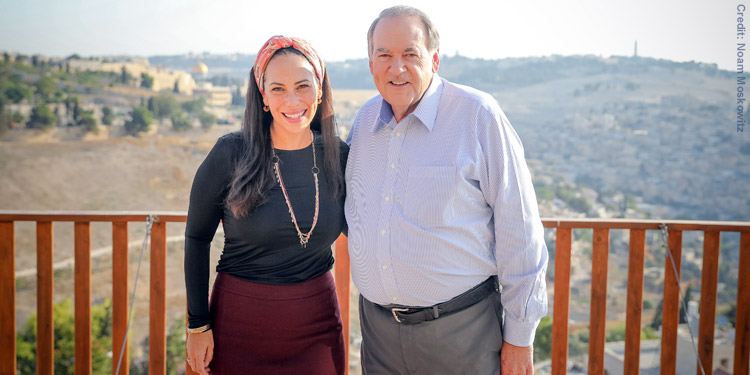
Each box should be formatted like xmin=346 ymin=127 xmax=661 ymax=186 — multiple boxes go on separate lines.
xmin=403 ymin=166 xmax=457 ymax=227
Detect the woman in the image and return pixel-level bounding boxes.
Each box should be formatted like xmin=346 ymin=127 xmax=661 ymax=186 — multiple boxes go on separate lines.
xmin=184 ymin=35 xmax=347 ymax=375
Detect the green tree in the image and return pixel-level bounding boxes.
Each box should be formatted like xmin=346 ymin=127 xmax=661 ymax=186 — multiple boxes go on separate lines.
xmin=102 ymin=106 xmax=114 ymax=125
xmin=16 ymin=298 xmax=113 ymax=374
xmin=79 ymin=110 xmax=98 ymax=133
xmin=11 ymin=111 xmax=25 ymax=125
xmin=64 ymin=95 xmax=78 ymax=113
xmin=151 ymin=94 xmax=179 ymax=119
xmin=3 ymin=83 xmax=33 ymax=103
xmin=643 ymin=299 xmax=653 ymax=310
xmin=181 ymin=98 xmax=206 ymax=114
xmin=120 ymin=66 xmax=134 ymax=85
xmin=641 ymin=326 xmax=659 ymax=340
xmin=533 ymin=315 xmax=553 ymax=360
xmin=72 ymin=101 xmax=81 ymax=123
xmin=171 ymin=113 xmax=191 ymax=131
xmin=606 ymin=324 xmax=626 ymax=342
xmin=35 ymin=76 xmax=56 ymax=99
xmin=124 ymin=106 xmax=153 ymax=135
xmin=27 ymin=103 xmax=56 ymax=130
xmin=722 ymin=304 xmax=736 ymax=327
xmin=140 ymin=73 xmax=154 ymax=89
xmin=198 ymin=111 xmax=216 ymax=129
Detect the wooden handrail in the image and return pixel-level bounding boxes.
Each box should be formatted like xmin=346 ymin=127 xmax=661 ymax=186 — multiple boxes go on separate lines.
xmin=1 ymin=212 xmax=749 ymax=375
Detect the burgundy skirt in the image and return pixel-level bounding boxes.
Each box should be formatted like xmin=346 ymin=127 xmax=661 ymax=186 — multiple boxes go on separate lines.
xmin=208 ymin=271 xmax=345 ymax=375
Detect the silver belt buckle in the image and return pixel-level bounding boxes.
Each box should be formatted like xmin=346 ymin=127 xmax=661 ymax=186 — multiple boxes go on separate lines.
xmin=391 ymin=308 xmax=409 ymax=323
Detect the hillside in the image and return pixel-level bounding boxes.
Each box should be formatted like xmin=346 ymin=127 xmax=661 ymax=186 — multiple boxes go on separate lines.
xmin=146 ymin=53 xmax=748 ymax=220
xmin=2 ymin=53 xmax=745 ymax=370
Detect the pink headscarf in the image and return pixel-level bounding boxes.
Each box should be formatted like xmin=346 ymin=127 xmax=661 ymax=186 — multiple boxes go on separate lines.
xmin=253 ymin=35 xmax=325 ymax=96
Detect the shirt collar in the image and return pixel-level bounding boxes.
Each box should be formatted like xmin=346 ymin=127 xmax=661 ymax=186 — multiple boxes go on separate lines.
xmin=373 ymin=73 xmax=443 ymax=132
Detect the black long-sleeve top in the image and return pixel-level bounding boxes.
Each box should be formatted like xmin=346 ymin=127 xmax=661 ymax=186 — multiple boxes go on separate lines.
xmin=185 ymin=131 xmax=348 ymax=328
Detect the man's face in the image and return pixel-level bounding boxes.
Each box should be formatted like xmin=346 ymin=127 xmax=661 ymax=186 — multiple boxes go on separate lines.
xmin=369 ymin=15 xmax=439 ymax=121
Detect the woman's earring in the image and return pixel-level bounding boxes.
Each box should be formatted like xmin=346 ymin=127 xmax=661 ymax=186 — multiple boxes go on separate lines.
xmin=263 ymin=105 xmax=269 ymax=112
xmin=317 ymin=98 xmax=322 ymax=104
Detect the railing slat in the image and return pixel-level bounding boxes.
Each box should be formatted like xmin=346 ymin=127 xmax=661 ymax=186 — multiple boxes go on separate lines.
xmin=0 ymin=221 xmax=16 ymax=375
xmin=624 ymin=229 xmax=645 ymax=375
xmin=698 ymin=231 xmax=721 ymax=374
xmin=660 ymin=229 xmax=683 ymax=375
xmin=75 ymin=221 xmax=92 ymax=375
xmin=37 ymin=221 xmax=54 ymax=375
xmin=551 ymin=227 xmax=571 ymax=375
xmin=735 ymin=232 xmax=750 ymax=375
xmin=588 ymin=228 xmax=609 ymax=375
xmin=149 ymin=221 xmax=167 ymax=375
xmin=334 ymin=234 xmax=351 ymax=375
xmin=112 ymin=221 xmax=129 ymax=375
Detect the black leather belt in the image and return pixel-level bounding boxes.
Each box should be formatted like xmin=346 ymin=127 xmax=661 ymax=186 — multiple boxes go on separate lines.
xmin=380 ymin=276 xmax=498 ymax=325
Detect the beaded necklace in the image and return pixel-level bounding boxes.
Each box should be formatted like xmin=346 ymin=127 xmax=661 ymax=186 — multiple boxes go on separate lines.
xmin=271 ymin=131 xmax=320 ymax=248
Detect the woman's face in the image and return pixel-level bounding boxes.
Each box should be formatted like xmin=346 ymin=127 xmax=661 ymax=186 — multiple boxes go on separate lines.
xmin=262 ymin=53 xmax=321 ymax=136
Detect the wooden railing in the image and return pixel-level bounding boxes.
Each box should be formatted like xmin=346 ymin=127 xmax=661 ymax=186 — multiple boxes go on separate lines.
xmin=0 ymin=212 xmax=748 ymax=375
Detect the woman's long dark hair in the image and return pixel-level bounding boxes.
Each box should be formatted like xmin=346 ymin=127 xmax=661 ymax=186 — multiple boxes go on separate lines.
xmin=226 ymin=48 xmax=343 ymax=218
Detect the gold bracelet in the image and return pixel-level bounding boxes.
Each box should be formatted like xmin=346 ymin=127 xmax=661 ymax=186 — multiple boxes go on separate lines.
xmin=186 ymin=323 xmax=211 ymax=334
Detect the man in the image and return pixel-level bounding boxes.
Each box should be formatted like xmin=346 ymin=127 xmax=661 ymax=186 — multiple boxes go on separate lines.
xmin=345 ymin=5 xmax=549 ymax=375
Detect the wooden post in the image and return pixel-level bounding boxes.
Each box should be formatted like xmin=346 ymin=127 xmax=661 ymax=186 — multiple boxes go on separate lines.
xmin=697 ymin=231 xmax=720 ymax=375
xmin=660 ymin=229 xmax=682 ymax=375
xmin=588 ymin=228 xmax=609 ymax=375
xmin=0 ymin=221 xmax=15 ymax=375
xmin=112 ymin=221 xmax=129 ymax=375
xmin=623 ymin=229 xmax=645 ymax=375
xmin=75 ymin=222 xmax=92 ymax=375
xmin=551 ymin=227 xmax=571 ymax=375
xmin=37 ymin=221 xmax=54 ymax=375
xmin=149 ymin=221 xmax=167 ymax=375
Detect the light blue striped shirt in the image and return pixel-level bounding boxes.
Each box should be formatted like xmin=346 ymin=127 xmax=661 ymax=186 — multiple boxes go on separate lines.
xmin=345 ymin=74 xmax=548 ymax=346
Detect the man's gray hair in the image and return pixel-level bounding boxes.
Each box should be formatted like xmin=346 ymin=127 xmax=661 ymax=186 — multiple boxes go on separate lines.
xmin=367 ymin=5 xmax=440 ymax=57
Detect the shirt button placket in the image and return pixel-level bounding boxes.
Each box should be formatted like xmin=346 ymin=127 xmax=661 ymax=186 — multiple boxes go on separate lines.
xmin=376 ymin=120 xmax=407 ymax=304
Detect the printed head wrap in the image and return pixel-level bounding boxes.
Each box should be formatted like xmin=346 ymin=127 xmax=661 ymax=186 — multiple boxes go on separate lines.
xmin=253 ymin=35 xmax=325 ymax=96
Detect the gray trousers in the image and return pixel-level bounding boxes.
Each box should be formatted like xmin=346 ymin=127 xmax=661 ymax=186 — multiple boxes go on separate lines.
xmin=359 ymin=292 xmax=504 ymax=375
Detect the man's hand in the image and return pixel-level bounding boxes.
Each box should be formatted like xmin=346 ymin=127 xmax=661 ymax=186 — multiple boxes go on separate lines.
xmin=500 ymin=341 xmax=534 ymax=375
xmin=186 ymin=330 xmax=214 ymax=375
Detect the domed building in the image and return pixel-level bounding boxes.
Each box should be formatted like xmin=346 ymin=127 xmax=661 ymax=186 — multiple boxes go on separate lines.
xmin=192 ymin=62 xmax=208 ymax=75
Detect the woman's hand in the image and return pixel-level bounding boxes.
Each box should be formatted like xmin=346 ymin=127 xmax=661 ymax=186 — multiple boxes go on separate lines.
xmin=186 ymin=330 xmax=214 ymax=375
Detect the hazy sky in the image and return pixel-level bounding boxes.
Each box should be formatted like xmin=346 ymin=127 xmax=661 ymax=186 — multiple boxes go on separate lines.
xmin=0 ymin=0 xmax=733 ymax=69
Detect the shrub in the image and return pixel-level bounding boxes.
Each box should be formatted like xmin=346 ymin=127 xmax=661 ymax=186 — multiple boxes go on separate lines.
xmin=102 ymin=106 xmax=113 ymax=126
xmin=27 ymin=103 xmax=56 ymax=130
xmin=198 ymin=111 xmax=216 ymax=129
xmin=171 ymin=113 xmax=191 ymax=131
xmin=124 ymin=106 xmax=153 ymax=135
xmin=79 ymin=110 xmax=98 ymax=133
